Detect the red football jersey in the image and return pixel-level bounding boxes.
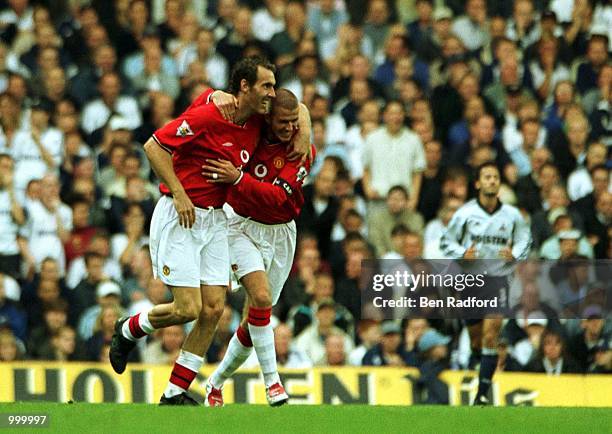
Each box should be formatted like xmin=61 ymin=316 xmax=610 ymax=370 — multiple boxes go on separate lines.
xmin=152 ymin=101 xmax=263 ymax=208
xmin=228 ymin=142 xmax=316 ymax=224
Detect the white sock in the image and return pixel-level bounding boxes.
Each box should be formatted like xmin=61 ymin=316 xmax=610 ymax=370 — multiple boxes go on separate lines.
xmin=163 ymin=350 xmax=203 ymax=398
xmin=139 ymin=310 xmax=155 ymax=334
xmin=209 ymin=333 xmax=253 ymax=389
xmin=248 ymin=323 xmax=280 ymax=388
xmin=121 ymin=309 xmax=154 ymax=341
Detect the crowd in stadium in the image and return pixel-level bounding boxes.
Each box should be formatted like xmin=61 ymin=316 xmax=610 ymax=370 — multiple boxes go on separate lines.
xmin=0 ymin=0 xmax=610 ymax=392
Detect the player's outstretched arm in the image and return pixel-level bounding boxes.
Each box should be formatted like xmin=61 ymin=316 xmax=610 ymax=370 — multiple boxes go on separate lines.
xmin=202 ymin=158 xmax=306 ymax=209
xmin=143 ymin=137 xmax=195 ymax=228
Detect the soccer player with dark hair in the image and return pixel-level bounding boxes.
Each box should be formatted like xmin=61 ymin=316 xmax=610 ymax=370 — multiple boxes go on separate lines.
xmin=440 ymin=162 xmax=531 ymax=405
xmin=200 ymin=88 xmax=315 ymax=406
xmin=110 ymin=57 xmax=309 ymax=405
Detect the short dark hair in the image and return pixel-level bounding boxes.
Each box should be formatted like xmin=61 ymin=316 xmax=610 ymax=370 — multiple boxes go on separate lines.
xmin=123 ymin=202 xmax=144 ymax=217
xmin=476 ymin=161 xmax=500 ymax=179
xmin=388 ymin=185 xmax=409 ymax=198
xmin=272 ymin=88 xmax=299 ymax=113
xmin=228 ymin=56 xmax=275 ymax=95
xmin=68 ymin=193 xmax=89 ymax=208
xmin=383 ymin=99 xmax=405 ymax=113
xmin=345 ymin=209 xmax=363 ymax=221
xmin=44 ymin=298 xmax=69 ymax=314
xmin=391 ymin=223 xmax=410 ymax=237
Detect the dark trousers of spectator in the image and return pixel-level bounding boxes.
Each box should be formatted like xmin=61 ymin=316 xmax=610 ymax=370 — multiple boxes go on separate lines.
xmin=418 ymin=360 xmax=450 ymax=405
xmin=0 ymin=254 xmax=21 ymax=280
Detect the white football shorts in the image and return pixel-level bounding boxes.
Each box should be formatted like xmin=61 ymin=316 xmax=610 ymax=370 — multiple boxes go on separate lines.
xmin=149 ymin=195 xmax=229 ymax=287
xmin=227 ymin=212 xmax=296 ymax=305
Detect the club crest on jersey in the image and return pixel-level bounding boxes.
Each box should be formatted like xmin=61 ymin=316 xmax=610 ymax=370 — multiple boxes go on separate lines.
xmin=273 ymin=157 xmax=285 ymax=169
xmin=296 ymin=166 xmax=308 ymax=182
xmin=162 ymin=265 xmax=170 ymax=276
xmin=176 ymin=120 xmax=194 ymax=137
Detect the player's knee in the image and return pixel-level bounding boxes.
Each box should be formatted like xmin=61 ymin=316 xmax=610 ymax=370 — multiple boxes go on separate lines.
xmin=250 ymin=289 xmax=272 ymax=308
xmin=173 ymin=302 xmax=200 ymax=323
xmin=202 ymin=300 xmax=225 ymax=323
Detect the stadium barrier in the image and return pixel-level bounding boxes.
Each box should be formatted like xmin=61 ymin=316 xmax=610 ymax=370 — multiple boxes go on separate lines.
xmin=1 ymin=362 xmax=611 ymax=406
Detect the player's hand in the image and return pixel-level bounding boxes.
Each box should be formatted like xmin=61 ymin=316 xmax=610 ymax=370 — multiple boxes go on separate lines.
xmin=211 ymin=90 xmax=238 ymax=122
xmin=173 ymin=190 xmax=196 ymax=229
xmin=287 ymin=139 xmax=312 ymax=163
xmin=202 ymin=159 xmax=241 ymax=184
xmin=463 ymin=244 xmax=478 ymax=260
xmin=499 ymin=246 xmax=514 ymax=262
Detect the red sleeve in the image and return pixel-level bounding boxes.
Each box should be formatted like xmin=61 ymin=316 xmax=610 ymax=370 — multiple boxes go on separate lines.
xmin=233 ymin=173 xmax=290 ymax=209
xmin=186 ymin=87 xmax=215 ymax=111
xmin=152 ymin=105 xmax=211 ymax=153
xmin=233 ymin=145 xmax=315 ymax=207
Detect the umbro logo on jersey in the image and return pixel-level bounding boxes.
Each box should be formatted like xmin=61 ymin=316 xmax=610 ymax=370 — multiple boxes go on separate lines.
xmin=176 ymin=120 xmax=194 ymax=137
xmin=500 ymin=224 xmax=507 ymax=231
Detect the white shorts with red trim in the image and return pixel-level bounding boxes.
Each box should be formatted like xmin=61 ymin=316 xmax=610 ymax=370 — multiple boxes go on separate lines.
xmin=226 ymin=210 xmax=296 ymax=306
xmin=149 ymin=195 xmax=229 ymax=287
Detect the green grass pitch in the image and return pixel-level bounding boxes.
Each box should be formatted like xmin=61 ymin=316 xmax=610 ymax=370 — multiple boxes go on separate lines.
xmin=0 ymin=403 xmax=611 ymax=434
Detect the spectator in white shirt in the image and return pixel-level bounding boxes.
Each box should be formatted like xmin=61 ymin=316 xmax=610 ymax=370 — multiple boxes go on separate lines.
xmin=0 ymin=154 xmax=25 ymax=279
xmin=177 ymin=28 xmax=228 ymax=90
xmin=293 ymin=299 xmax=354 ymax=365
xmin=19 ymin=173 xmax=71 ymax=276
xmin=110 ymin=203 xmax=149 ymax=267
xmin=66 ymin=232 xmax=122 ymax=290
xmin=282 ymin=54 xmax=330 ymax=100
xmin=11 ymin=98 xmax=63 ymax=202
xmin=362 ymin=100 xmax=425 ymax=209
xmin=252 ymin=0 xmax=285 ymax=42
xmin=344 ymin=100 xmax=380 ymax=180
xmin=131 ymin=45 xmax=180 ymax=108
xmin=451 ymin=0 xmax=489 ymax=51
xmin=567 ymin=142 xmax=609 ymax=201
xmin=529 ymin=35 xmax=570 ymax=103
xmin=80 ymin=72 xmax=142 ymax=137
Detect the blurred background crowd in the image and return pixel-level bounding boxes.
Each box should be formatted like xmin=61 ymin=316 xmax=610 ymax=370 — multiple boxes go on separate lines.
xmin=0 ymin=0 xmax=610 ymax=398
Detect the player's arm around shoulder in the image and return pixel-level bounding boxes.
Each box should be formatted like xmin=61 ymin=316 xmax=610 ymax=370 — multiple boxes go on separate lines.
xmin=287 ymin=103 xmax=313 ymax=162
